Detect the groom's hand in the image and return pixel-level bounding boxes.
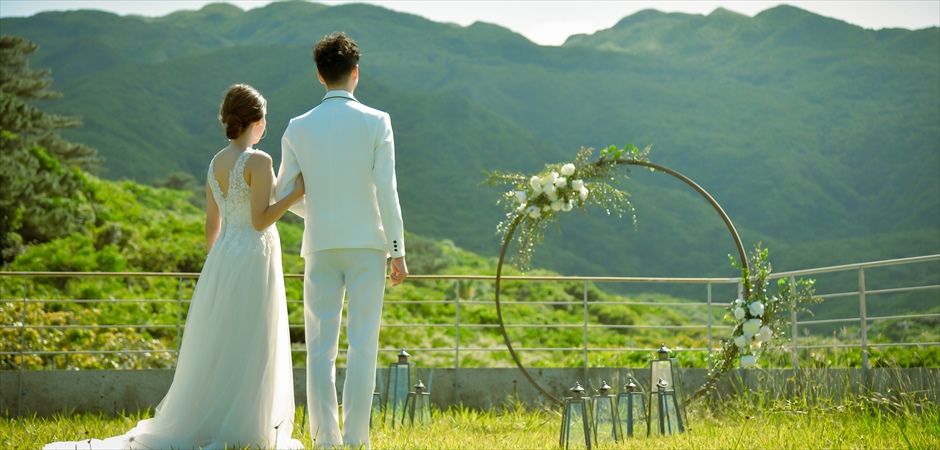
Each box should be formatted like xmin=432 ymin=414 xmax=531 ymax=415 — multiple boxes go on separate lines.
xmin=389 ymin=257 xmax=408 ymax=286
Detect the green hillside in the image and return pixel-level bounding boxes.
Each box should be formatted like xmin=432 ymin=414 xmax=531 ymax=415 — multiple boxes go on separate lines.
xmin=0 ymin=173 xmax=727 ymax=370
xmin=1 ymin=1 xmax=937 ymax=306
xmin=3 ymin=174 xmax=936 ymax=370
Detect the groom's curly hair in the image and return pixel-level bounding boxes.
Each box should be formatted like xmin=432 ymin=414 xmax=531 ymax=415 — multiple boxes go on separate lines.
xmin=313 ymin=32 xmax=361 ymax=85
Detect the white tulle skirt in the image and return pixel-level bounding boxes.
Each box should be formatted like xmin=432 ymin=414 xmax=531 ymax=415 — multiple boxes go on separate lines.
xmin=45 ymin=227 xmax=303 ymax=449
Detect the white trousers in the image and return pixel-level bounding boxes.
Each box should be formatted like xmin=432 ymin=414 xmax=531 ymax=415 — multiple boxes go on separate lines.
xmin=303 ymin=249 xmax=387 ymax=449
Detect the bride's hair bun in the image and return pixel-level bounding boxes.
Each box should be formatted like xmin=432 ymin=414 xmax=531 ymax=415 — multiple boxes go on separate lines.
xmin=219 ymin=84 xmax=266 ymax=140
xmin=223 ymin=114 xmax=243 ymax=139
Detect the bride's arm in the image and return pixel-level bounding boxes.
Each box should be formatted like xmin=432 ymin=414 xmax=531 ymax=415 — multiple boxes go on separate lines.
xmin=205 ymin=180 xmax=222 ymax=252
xmin=247 ymin=152 xmax=305 ymax=232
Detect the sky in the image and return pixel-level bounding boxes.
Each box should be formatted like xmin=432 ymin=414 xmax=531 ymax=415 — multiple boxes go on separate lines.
xmin=1 ymin=1 xmax=938 ymax=46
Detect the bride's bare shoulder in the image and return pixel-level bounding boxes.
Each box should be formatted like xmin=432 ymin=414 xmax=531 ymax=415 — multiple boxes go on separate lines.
xmin=246 ymin=149 xmax=273 ymax=167
xmin=243 ymin=150 xmax=275 ymax=181
xmin=208 ymin=148 xmax=225 ymax=165
xmin=209 ymin=147 xmax=240 ymax=167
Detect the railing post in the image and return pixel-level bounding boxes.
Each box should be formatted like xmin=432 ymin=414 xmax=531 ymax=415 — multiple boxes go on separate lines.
xmin=454 ymin=279 xmax=461 ymax=406
xmin=583 ymin=281 xmax=589 ymax=384
xmin=859 ymin=268 xmax=869 ymax=388
xmin=707 ymin=282 xmax=713 ymax=370
xmin=177 ymin=277 xmax=184 ymax=358
xmin=18 ymin=274 xmax=28 ymax=416
xmin=789 ymin=276 xmax=799 ymax=370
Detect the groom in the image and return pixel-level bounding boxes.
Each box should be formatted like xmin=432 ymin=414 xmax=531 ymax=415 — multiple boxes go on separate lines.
xmin=274 ymin=32 xmax=408 ymax=449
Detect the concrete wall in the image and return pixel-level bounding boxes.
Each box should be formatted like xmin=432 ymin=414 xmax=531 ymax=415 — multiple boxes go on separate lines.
xmin=2 ymin=367 xmax=937 ymax=417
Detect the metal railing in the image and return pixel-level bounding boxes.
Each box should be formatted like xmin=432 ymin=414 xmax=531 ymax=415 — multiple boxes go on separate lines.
xmin=3 ymin=255 xmax=938 ymax=380
xmin=770 ymin=254 xmax=940 ymax=377
xmin=1 ymin=272 xmax=736 ymax=367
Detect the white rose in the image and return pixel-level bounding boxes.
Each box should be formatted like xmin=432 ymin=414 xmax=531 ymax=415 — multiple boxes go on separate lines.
xmin=579 ymin=187 xmax=589 ymax=201
xmin=551 ymin=201 xmax=563 ymax=211
xmin=514 ymin=191 xmax=527 ymax=204
xmin=733 ymin=307 xmax=746 ymax=320
xmin=571 ymin=179 xmax=584 ymax=191
xmin=542 ymin=171 xmax=558 ymax=187
xmin=544 ymin=184 xmax=557 ymax=200
xmin=529 ymin=176 xmax=543 ymax=194
xmin=554 ymin=177 xmax=567 ymax=188
xmin=733 ymin=298 xmax=744 ymax=306
xmin=749 ymin=337 xmax=762 ymax=350
xmin=526 ymin=206 xmax=541 ymax=219
xmin=742 ymin=318 xmax=762 ymax=338
xmin=749 ymin=301 xmax=765 ymax=316
xmin=543 ymin=205 xmax=551 ymax=211
xmin=741 ymin=355 xmax=757 ymax=368
xmin=757 ymin=326 xmax=773 ymax=342
xmin=561 ymin=163 xmax=575 ymax=176
xmin=562 ymin=201 xmax=574 ymax=212
xmin=734 ymin=335 xmax=747 ymax=348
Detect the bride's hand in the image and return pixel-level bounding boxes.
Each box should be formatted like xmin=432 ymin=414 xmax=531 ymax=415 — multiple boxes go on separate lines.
xmin=293 ymin=174 xmax=305 ymax=198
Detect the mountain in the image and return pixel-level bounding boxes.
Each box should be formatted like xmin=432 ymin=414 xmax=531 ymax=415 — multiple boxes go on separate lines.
xmin=2 ymin=2 xmax=938 ymax=302
xmin=562 ymin=5 xmax=940 ymax=252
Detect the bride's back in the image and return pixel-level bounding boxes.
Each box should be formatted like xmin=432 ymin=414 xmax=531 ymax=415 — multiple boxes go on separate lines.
xmin=210 ymin=149 xmax=250 ymax=199
xmin=207 ymin=149 xmax=278 ymax=257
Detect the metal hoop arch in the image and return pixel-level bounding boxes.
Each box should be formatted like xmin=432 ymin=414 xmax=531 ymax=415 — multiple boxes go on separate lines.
xmin=493 ymin=159 xmax=750 ymax=405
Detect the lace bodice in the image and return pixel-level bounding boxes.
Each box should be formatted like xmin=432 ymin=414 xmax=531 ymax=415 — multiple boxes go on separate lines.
xmin=207 ymin=149 xmax=278 ymax=257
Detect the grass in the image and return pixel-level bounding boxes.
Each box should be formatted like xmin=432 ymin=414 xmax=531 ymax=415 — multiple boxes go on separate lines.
xmin=3 ymin=395 xmax=938 ymax=449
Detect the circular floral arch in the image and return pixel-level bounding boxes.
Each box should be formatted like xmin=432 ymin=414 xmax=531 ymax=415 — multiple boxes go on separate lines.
xmin=488 ymin=149 xmax=751 ymax=405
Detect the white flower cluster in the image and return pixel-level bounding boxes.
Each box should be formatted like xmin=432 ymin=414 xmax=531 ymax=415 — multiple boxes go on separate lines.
xmin=731 ymin=297 xmax=773 ymax=368
xmin=513 ymin=163 xmax=588 ymax=220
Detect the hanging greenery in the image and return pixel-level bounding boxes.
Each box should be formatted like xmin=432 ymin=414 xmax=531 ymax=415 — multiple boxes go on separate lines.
xmin=694 ymin=245 xmax=820 ymax=399
xmin=484 ymin=144 xmax=651 ymax=271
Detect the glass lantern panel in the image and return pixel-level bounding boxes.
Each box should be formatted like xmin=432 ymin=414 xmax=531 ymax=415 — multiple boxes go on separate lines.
xmin=403 ymin=393 xmax=431 ymax=427
xmin=617 ymin=393 xmax=646 ymax=437
xmin=386 ymin=363 xmax=413 ymax=425
xmin=402 ymin=394 xmax=415 ymax=426
xmin=650 ymin=360 xmax=674 ymax=388
xmin=633 ymin=396 xmax=647 ymax=431
xmin=563 ymin=401 xmax=591 ymax=450
xmin=663 ymin=391 xmax=684 ymax=434
xmin=648 ymin=391 xmax=665 ymax=437
xmin=370 ymin=392 xmax=381 ymax=428
xmin=671 ymin=363 xmax=688 ymax=428
xmin=593 ymin=397 xmax=617 ymax=442
xmin=416 ymin=394 xmax=431 ymax=425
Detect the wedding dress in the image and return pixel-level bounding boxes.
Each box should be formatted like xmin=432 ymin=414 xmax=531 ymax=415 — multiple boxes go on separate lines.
xmin=45 ymin=149 xmax=303 ymax=449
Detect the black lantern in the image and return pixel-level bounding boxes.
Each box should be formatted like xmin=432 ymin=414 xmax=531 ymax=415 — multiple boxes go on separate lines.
xmin=616 ymin=378 xmax=646 ymax=437
xmin=592 ymin=381 xmax=620 ymax=444
xmin=648 ymin=343 xmax=687 ymax=431
xmin=384 ymin=348 xmax=417 ymax=427
xmin=559 ymin=382 xmax=593 ymax=449
xmin=648 ymin=378 xmax=684 ymax=436
xmin=403 ymin=380 xmax=431 ymax=426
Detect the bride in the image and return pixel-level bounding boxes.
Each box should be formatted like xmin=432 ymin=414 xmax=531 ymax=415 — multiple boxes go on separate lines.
xmin=45 ymin=84 xmax=305 ymax=449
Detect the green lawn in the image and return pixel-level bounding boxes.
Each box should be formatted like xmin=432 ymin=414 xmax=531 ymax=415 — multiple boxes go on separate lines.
xmin=4 ymin=397 xmax=938 ymax=449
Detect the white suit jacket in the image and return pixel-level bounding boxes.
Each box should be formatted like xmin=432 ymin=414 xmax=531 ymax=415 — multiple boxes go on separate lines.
xmin=274 ymin=90 xmax=405 ymax=259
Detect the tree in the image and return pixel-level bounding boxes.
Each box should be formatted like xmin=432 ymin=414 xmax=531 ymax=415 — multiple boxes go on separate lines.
xmin=154 ymin=171 xmax=206 ymax=209
xmin=0 ymin=35 xmax=101 ymax=264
